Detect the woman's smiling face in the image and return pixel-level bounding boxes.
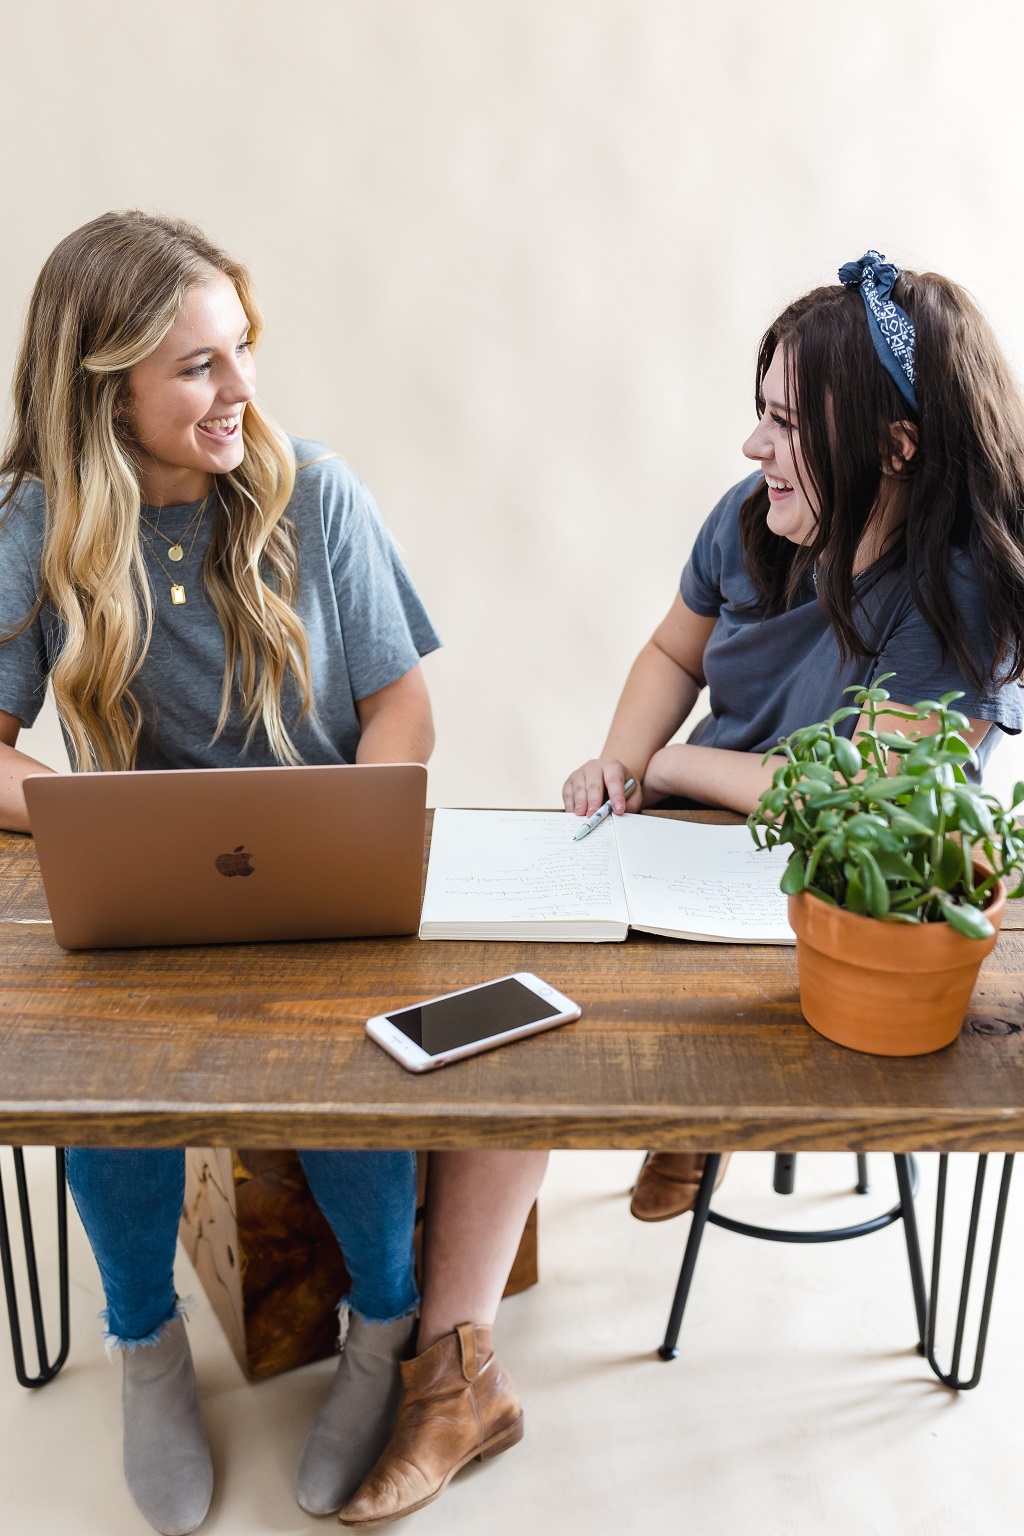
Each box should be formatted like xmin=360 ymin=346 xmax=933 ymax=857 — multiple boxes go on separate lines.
xmin=741 ymin=345 xmax=819 ymax=545
xmin=126 ymin=270 xmax=256 ymax=506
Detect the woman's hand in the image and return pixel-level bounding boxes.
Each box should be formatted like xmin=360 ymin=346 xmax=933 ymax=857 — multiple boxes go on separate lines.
xmin=562 ymin=597 xmax=714 ymax=820
xmin=562 ymin=758 xmax=643 ymax=819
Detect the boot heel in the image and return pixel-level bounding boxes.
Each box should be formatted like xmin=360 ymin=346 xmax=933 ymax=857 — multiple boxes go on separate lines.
xmin=477 ymin=1415 xmax=524 ymax=1460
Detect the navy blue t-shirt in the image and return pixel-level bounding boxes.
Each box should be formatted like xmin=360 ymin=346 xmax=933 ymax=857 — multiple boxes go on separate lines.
xmin=680 ymin=473 xmax=1022 ymax=773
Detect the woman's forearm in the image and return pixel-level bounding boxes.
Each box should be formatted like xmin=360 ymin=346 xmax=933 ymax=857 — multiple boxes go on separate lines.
xmin=0 ymin=742 xmax=57 ymax=833
xmin=644 ymin=742 xmax=775 ymax=816
xmin=601 ymin=641 xmax=703 ymax=781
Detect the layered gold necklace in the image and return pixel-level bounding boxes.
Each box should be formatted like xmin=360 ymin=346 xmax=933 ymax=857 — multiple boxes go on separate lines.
xmin=139 ymin=496 xmax=209 ymax=605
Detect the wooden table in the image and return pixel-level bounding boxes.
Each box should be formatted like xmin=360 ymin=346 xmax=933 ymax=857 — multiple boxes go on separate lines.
xmin=1 ymin=810 xmax=1021 ymax=1392
xmin=1 ymin=810 xmax=1023 ymax=1154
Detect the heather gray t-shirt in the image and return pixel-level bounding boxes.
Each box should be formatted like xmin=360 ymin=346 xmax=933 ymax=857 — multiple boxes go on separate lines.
xmin=680 ymin=473 xmax=1022 ymax=773
xmin=0 ymin=438 xmax=441 ymax=768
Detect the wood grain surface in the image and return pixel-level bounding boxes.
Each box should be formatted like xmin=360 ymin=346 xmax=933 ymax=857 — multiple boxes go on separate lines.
xmin=2 ymin=813 xmax=1024 ymax=1152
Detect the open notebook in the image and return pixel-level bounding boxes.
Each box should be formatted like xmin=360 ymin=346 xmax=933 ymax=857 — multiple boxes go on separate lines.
xmin=419 ymin=810 xmax=794 ymax=943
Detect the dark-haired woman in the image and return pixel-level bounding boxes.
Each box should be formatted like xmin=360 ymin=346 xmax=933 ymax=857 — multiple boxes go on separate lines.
xmin=563 ymin=252 xmax=1024 ymax=1220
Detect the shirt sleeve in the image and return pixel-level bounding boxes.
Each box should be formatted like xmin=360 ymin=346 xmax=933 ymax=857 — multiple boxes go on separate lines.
xmin=321 ymin=462 xmax=442 ymax=701
xmin=0 ymin=492 xmax=50 ymax=727
xmin=875 ymin=557 xmax=1023 ymax=735
xmin=679 ymin=476 xmax=759 ymax=618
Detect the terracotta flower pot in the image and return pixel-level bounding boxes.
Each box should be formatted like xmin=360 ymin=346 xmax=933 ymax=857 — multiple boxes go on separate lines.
xmin=787 ymin=878 xmax=1006 ymax=1057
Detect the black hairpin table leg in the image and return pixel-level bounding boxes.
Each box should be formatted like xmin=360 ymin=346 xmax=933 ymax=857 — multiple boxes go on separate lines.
xmin=925 ymin=1152 xmax=1013 ymax=1391
xmin=658 ymin=1153 xmax=722 ymax=1360
xmin=0 ymin=1148 xmax=71 ymax=1388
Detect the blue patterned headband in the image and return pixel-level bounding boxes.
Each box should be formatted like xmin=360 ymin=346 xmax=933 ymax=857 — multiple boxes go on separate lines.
xmin=838 ymin=250 xmax=918 ymax=413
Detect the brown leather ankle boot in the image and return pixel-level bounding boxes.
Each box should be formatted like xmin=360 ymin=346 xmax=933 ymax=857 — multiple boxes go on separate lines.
xmin=629 ymin=1151 xmax=732 ymax=1221
xmin=336 ymin=1322 xmax=523 ymax=1528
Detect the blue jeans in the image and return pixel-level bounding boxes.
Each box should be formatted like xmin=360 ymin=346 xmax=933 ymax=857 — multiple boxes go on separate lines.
xmin=66 ymin=1148 xmax=419 ymax=1346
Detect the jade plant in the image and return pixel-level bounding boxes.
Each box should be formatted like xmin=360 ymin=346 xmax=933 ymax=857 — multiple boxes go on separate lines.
xmin=748 ymin=675 xmax=1024 ymax=938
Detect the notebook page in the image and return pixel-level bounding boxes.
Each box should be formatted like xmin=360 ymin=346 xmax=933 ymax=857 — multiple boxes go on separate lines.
xmin=612 ymin=815 xmax=794 ymax=944
xmin=420 ymin=810 xmax=629 ymax=938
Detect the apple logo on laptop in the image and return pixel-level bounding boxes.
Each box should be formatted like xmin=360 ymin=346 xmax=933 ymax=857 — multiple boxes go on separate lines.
xmin=215 ymin=845 xmax=254 ymax=878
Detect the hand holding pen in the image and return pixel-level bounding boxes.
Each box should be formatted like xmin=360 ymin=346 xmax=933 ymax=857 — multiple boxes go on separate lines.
xmin=562 ymin=758 xmax=641 ymax=820
xmin=574 ymin=780 xmax=635 ymax=841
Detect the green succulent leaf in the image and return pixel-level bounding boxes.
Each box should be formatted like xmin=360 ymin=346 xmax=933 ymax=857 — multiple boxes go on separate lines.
xmin=857 ymin=851 xmax=890 ymax=917
xmin=746 ymin=681 xmax=1024 ymax=923
xmin=779 ymin=854 xmax=807 ymax=896
xmin=888 ymin=810 xmax=935 ymax=839
xmin=874 ymin=850 xmax=919 ymax=882
xmin=951 ymin=788 xmax=994 ymax=837
xmin=877 ymin=732 xmax=913 ymax=750
xmin=862 ymin=777 xmax=916 ymax=802
xmin=832 ymin=736 xmax=861 ymax=778
xmin=944 ymin=734 xmax=974 ymax=760
xmin=845 ymin=867 xmax=868 ymax=915
xmin=907 ymin=791 xmax=938 ymax=828
xmin=936 ymin=837 xmax=962 ymax=890
xmin=937 ymin=893 xmax=995 ymax=940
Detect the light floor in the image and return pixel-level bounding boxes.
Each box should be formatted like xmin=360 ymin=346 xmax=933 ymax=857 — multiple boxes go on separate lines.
xmin=2 ymin=1147 xmax=1022 ymax=1536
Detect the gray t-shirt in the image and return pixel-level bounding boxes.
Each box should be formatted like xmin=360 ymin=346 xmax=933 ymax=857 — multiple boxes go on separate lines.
xmin=680 ymin=473 xmax=1022 ymax=772
xmin=0 ymin=438 xmax=441 ymax=769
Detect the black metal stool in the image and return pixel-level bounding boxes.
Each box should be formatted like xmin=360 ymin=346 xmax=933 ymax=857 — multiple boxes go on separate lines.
xmin=658 ymin=1152 xmax=929 ymax=1365
xmin=0 ymin=1147 xmax=70 ymax=1387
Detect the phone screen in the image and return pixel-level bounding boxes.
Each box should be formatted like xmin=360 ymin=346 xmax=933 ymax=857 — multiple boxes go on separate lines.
xmin=385 ymin=978 xmax=563 ymax=1057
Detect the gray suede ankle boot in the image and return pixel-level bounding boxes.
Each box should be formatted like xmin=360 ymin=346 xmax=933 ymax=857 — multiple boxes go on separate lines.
xmin=295 ymin=1310 xmax=417 ymax=1516
xmin=121 ymin=1315 xmax=214 ymax=1536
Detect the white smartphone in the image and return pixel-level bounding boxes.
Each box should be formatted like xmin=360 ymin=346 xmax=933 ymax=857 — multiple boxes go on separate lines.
xmin=366 ymin=972 xmax=581 ymax=1072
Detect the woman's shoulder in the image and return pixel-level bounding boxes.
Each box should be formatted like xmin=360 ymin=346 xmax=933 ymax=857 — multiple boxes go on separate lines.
xmin=687 ymin=470 xmax=762 ymax=564
xmin=285 ymin=437 xmax=398 ymax=575
xmin=290 ymin=438 xmax=366 ymax=501
xmin=288 ymin=437 xmax=380 ymax=531
xmin=697 ymin=471 xmax=763 ymax=549
xmin=906 ymin=544 xmax=988 ymax=616
xmin=712 ymin=470 xmax=764 ymax=518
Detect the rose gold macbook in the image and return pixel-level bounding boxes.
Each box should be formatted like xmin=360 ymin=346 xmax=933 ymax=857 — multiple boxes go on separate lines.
xmin=23 ymin=763 xmax=427 ymax=949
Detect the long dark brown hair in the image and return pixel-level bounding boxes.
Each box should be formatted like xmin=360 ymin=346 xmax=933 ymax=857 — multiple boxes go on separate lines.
xmin=739 ymin=271 xmax=1024 ymax=689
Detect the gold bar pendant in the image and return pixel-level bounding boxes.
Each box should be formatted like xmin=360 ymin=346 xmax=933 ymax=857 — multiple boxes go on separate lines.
xmin=170 ymin=584 xmax=186 ymax=605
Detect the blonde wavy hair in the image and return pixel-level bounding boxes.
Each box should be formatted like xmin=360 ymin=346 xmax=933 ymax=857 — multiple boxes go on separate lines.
xmin=0 ymin=210 xmax=316 ymax=770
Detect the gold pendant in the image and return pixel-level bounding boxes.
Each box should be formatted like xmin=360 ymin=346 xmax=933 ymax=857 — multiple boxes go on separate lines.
xmin=170 ymin=584 xmax=186 ymax=605
xmin=168 ymin=544 xmax=184 ymax=562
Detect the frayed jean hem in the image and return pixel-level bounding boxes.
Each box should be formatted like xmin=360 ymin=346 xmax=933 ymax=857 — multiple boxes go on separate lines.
xmin=101 ymin=1295 xmax=195 ymax=1356
xmin=337 ymin=1295 xmax=419 ymax=1345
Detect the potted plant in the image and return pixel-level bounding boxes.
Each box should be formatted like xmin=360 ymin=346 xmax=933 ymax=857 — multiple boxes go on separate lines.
xmin=748 ymin=676 xmax=1024 ymax=1056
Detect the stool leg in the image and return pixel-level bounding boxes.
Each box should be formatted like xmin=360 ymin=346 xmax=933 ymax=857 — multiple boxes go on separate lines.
xmin=659 ymin=1153 xmax=722 ymax=1361
xmin=856 ymin=1154 xmax=870 ymax=1195
xmin=0 ymin=1148 xmax=70 ymax=1388
xmin=773 ymin=1154 xmax=796 ymax=1195
xmin=893 ymin=1154 xmax=927 ymax=1353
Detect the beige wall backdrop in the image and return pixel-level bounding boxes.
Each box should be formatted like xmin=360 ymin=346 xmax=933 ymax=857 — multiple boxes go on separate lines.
xmin=3 ymin=1 xmax=1024 ymax=805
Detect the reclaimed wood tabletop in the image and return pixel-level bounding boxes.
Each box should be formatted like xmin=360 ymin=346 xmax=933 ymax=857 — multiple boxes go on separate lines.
xmin=0 ymin=811 xmax=1022 ymax=1152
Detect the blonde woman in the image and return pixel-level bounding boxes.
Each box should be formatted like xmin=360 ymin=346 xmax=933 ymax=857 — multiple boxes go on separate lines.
xmin=0 ymin=212 xmax=543 ymax=1535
